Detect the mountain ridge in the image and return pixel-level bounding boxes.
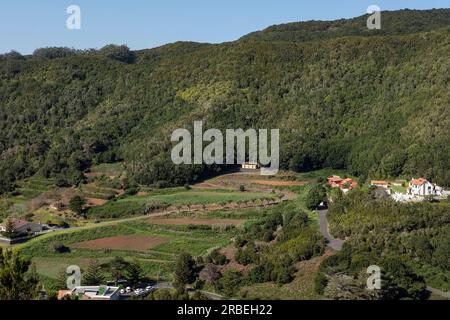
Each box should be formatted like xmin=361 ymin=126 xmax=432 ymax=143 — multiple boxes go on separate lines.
xmin=0 ymin=8 xmax=449 ymax=194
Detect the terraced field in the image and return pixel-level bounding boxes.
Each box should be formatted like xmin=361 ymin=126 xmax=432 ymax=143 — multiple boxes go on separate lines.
xmin=78 ymin=183 xmax=119 ymax=201
xmin=18 ymin=215 xmax=241 ymax=288
xmin=8 ymin=177 xmax=56 ymax=204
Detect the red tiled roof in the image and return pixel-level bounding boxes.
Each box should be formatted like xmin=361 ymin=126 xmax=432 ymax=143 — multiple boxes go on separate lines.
xmin=327 ymin=176 xmax=357 ymax=190
xmin=328 ymin=176 xmax=343 ymax=183
xmin=411 ymin=178 xmax=428 ymax=186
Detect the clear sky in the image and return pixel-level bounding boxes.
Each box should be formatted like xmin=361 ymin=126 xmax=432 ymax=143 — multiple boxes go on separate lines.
xmin=0 ymin=0 xmax=448 ymax=54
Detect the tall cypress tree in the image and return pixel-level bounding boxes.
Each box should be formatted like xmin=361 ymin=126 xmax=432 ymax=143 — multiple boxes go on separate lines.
xmin=83 ymin=259 xmax=105 ymax=286
xmin=125 ymin=259 xmax=143 ymax=287
xmin=173 ymin=253 xmax=196 ymax=293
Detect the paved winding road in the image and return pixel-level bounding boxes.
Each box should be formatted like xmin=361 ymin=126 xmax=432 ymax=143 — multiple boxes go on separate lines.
xmin=318 ymin=209 xmax=344 ymax=251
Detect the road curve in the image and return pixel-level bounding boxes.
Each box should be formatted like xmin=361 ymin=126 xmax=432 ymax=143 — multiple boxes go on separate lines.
xmin=318 ymin=209 xmax=344 ymax=251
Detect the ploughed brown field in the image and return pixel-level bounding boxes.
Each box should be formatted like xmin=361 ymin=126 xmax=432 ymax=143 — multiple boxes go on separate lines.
xmin=72 ymin=235 xmax=169 ymax=252
xmin=147 ymin=217 xmax=244 ymax=226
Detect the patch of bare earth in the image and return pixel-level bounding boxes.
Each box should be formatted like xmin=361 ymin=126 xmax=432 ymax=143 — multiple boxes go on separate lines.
xmin=221 ymin=245 xmax=254 ymax=273
xmin=72 ymin=235 xmax=169 ymax=252
xmin=148 ymin=218 xmax=244 ymax=227
xmin=85 ymin=198 xmax=107 ymax=206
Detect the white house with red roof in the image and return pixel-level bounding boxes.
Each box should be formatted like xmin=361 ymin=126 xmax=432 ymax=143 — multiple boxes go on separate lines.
xmin=408 ymin=178 xmax=436 ymax=196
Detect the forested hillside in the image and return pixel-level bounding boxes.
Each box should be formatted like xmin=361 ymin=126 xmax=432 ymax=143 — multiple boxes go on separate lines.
xmin=1 ymin=9 xmax=449 ymax=193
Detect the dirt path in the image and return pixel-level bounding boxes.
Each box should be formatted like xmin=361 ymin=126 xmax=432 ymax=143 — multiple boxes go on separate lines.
xmin=427 ymin=286 xmax=450 ymax=299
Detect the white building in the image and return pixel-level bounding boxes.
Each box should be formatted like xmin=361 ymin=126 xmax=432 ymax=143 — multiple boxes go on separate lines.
xmin=408 ymin=178 xmax=436 ymax=196
xmin=58 ymin=286 xmax=121 ymax=300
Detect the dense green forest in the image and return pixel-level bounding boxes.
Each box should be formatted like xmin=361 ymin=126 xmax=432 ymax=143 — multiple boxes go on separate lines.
xmin=317 ymin=189 xmax=450 ymax=298
xmin=1 ymin=9 xmax=449 ymax=193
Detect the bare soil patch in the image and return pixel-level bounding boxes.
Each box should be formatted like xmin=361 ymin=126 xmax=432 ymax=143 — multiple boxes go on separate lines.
xmin=72 ymin=235 xmax=169 ymax=252
xmin=221 ymin=245 xmax=254 ymax=273
xmin=85 ymin=198 xmax=108 ymax=206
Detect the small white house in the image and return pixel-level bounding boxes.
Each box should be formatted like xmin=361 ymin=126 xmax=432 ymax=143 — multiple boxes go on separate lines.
xmin=408 ymin=178 xmax=436 ymax=196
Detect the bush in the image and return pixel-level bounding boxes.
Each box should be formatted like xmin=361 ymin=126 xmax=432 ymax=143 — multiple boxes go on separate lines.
xmin=218 ymin=270 xmax=242 ymax=298
xmin=314 ymin=272 xmax=328 ymax=295
xmin=305 ymin=184 xmax=327 ymax=210
xmin=124 ymin=187 xmax=139 ymax=196
xmin=50 ymin=242 xmax=71 ymax=254
xmin=206 ymin=249 xmax=227 ymax=265
xmin=235 ymin=243 xmax=258 ymax=266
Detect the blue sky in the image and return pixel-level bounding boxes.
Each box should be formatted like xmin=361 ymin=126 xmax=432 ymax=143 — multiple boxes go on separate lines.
xmin=0 ymin=0 xmax=448 ymax=54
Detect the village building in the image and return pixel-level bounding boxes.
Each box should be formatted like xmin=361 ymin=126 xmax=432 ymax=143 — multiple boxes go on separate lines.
xmin=0 ymin=219 xmax=43 ymax=235
xmin=58 ymin=286 xmax=121 ymax=301
xmin=370 ymin=180 xmax=389 ymax=188
xmin=408 ymin=178 xmax=436 ymax=196
xmin=327 ymin=175 xmax=343 ymax=188
xmin=327 ymin=176 xmax=357 ymax=193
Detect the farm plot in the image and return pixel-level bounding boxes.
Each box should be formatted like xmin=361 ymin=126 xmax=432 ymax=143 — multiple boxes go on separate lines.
xmin=85 ymin=162 xmax=124 ymax=178
xmin=79 ymin=183 xmax=118 ymax=201
xmin=72 ymin=235 xmax=169 ymax=252
xmin=6 ymin=177 xmax=56 ymax=204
